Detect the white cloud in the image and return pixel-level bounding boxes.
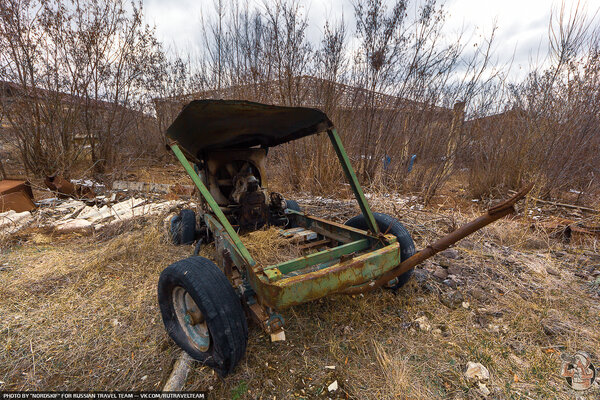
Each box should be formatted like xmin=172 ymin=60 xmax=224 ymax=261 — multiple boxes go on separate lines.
xmin=143 ymin=0 xmax=599 ymax=81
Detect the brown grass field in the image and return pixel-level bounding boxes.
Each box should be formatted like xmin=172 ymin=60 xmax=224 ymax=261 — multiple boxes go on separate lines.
xmin=1 ymin=192 xmax=600 ymax=399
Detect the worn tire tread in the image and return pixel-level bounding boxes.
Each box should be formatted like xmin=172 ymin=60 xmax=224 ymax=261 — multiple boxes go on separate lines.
xmin=158 ymin=256 xmax=247 ymax=376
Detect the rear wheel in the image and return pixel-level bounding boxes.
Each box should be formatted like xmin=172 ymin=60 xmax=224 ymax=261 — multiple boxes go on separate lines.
xmin=158 ymin=256 xmax=248 ymax=376
xmin=345 ymin=212 xmax=416 ymax=290
xmin=170 ymin=209 xmax=196 ymax=245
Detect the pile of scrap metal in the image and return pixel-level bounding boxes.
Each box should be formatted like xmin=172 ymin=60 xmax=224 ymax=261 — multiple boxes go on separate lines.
xmin=39 ymin=197 xmax=191 ymax=233
xmin=112 ymin=180 xmax=194 ymax=196
xmin=1 ymin=173 xmax=100 ymax=212
xmin=1 ymin=195 xmax=192 ymax=237
xmin=0 ymin=209 xmax=34 ymax=236
xmin=0 ymin=180 xmax=36 ymax=237
xmin=0 ymin=173 xmax=101 ymax=215
xmin=0 ymin=180 xmax=36 ymax=213
xmin=0 ymin=171 xmax=205 ymax=239
xmin=0 ymin=174 xmax=199 ymax=238
xmin=44 ymin=173 xmax=98 ymax=200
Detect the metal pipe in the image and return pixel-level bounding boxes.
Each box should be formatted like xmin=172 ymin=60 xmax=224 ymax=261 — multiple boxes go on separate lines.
xmin=327 ymin=129 xmax=380 ymax=235
xmin=339 ymin=184 xmax=533 ymax=295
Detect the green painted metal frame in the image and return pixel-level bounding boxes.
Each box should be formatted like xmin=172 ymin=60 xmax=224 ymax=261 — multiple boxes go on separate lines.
xmin=200 ymin=209 xmax=402 ymax=310
xmin=327 ymin=129 xmax=379 ymax=234
xmin=248 ymin=241 xmax=403 ymax=309
xmin=170 ymin=143 xmax=255 ymax=266
xmin=264 ymin=238 xmax=370 ymax=278
xmin=261 ymin=211 xmax=398 ymax=283
xmin=170 ymin=126 xmax=394 ymax=310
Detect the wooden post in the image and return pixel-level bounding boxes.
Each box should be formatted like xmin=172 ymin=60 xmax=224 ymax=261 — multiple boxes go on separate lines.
xmin=0 ymin=159 xmax=6 ymax=180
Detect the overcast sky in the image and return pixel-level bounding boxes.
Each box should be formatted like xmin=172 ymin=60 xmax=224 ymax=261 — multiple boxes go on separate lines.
xmin=143 ymin=0 xmax=600 ymax=82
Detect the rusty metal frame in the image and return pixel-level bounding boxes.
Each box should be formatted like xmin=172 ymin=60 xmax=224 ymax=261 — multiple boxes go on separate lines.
xmin=170 ymin=143 xmax=255 ymax=266
xmin=200 ymin=202 xmax=398 ymax=309
xmin=170 ymin=135 xmax=391 ymax=284
xmin=247 ymin=237 xmax=403 ymax=309
xmin=170 ymin=126 xmax=532 ymax=319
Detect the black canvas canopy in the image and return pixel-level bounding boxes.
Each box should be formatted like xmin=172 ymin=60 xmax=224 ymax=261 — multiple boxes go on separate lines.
xmin=166 ymin=100 xmax=333 ymax=158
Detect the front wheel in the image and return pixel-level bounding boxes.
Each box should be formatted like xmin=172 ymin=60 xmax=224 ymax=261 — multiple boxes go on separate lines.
xmin=157 ymin=256 xmax=248 ymax=376
xmin=344 ymin=212 xmax=416 ymax=290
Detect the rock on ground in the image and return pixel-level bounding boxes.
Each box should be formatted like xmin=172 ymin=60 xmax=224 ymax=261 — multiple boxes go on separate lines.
xmin=465 ymin=362 xmax=490 ymax=382
xmin=0 ymin=210 xmax=33 ymax=235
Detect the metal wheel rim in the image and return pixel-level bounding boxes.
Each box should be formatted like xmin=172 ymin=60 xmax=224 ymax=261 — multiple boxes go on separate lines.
xmin=172 ymin=286 xmax=210 ymax=352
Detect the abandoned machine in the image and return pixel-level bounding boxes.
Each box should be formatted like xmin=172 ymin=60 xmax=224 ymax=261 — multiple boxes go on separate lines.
xmin=157 ymin=99 xmax=532 ymax=376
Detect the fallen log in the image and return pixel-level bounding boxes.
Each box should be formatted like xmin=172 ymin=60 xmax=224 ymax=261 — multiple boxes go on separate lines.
xmin=162 ymin=352 xmax=194 ymax=391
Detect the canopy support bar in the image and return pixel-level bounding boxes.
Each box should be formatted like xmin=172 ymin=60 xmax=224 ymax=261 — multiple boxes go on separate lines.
xmin=327 ymin=129 xmax=379 ymax=235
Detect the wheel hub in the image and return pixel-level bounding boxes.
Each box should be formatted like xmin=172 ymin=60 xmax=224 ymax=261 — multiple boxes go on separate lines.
xmin=172 ymin=286 xmax=210 ymax=352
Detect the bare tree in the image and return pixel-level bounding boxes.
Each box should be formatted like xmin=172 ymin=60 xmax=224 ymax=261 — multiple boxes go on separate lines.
xmin=0 ymin=0 xmax=165 ymax=176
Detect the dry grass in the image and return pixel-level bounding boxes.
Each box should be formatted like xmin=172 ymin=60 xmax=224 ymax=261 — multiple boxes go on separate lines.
xmin=0 ymin=217 xmax=194 ymax=390
xmin=242 ymin=228 xmax=302 ymax=266
xmin=1 ymin=200 xmax=599 ymax=399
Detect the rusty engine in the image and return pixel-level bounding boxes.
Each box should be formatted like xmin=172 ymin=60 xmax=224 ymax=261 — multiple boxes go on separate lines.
xmin=197 ymin=149 xmax=288 ymax=231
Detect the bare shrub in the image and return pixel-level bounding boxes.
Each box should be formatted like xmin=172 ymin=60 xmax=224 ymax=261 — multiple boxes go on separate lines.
xmin=0 ymin=0 xmax=165 ymax=177
xmin=152 ymin=0 xmax=502 ymax=202
xmin=465 ymin=1 xmax=600 ymax=200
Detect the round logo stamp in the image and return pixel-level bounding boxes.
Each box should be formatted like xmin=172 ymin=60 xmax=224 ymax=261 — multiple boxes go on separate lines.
xmin=560 ymin=351 xmax=596 ymax=391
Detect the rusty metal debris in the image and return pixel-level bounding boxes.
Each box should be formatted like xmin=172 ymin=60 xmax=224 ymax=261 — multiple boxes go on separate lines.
xmin=112 ymin=180 xmax=194 ymax=196
xmin=0 ymin=179 xmax=36 ymax=212
xmin=45 ymin=174 xmax=96 ymax=199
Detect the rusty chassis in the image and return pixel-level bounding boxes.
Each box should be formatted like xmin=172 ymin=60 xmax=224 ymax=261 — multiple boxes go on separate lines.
xmin=169 ymin=126 xmax=532 ymax=338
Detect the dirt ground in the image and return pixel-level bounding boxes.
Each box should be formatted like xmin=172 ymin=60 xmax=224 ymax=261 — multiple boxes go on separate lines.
xmin=1 ymin=190 xmax=600 ymax=399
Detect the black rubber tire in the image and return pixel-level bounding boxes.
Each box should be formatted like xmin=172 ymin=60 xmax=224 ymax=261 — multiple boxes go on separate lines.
xmin=179 ymin=209 xmax=196 ymax=245
xmin=285 ymin=200 xmax=301 ymax=228
xmin=345 ymin=212 xmax=416 ymax=290
xmin=158 ymin=256 xmax=248 ymax=377
xmin=285 ymin=199 xmax=301 ymax=212
xmin=170 ymin=209 xmax=196 ymax=245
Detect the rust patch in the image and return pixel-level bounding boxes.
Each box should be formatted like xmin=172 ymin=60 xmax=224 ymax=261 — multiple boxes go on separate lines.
xmin=0 ymin=180 xmax=35 ymax=212
xmin=45 ymin=174 xmax=96 ymax=199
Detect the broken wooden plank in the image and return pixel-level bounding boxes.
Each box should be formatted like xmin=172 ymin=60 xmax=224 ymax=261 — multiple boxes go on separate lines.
xmin=290 ymin=230 xmax=318 ymax=243
xmin=298 ymin=238 xmax=331 ymax=250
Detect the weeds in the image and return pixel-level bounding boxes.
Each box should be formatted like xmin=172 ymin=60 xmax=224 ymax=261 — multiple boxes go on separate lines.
xmin=0 ymin=198 xmax=598 ymax=398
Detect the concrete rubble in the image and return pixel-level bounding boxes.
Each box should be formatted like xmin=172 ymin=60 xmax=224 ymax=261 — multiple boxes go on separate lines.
xmin=0 ymin=210 xmax=34 ymax=235
xmin=1 ymin=195 xmax=191 ymax=236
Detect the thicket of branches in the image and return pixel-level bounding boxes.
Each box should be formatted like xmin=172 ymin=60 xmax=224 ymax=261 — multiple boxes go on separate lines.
xmin=464 ymin=3 xmax=600 ymax=200
xmin=1 ymin=0 xmax=599 ymax=203
xmin=0 ymin=0 xmax=164 ymax=176
xmin=156 ymin=0 xmax=599 ymax=203
xmin=156 ymin=0 xmax=499 ymax=202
